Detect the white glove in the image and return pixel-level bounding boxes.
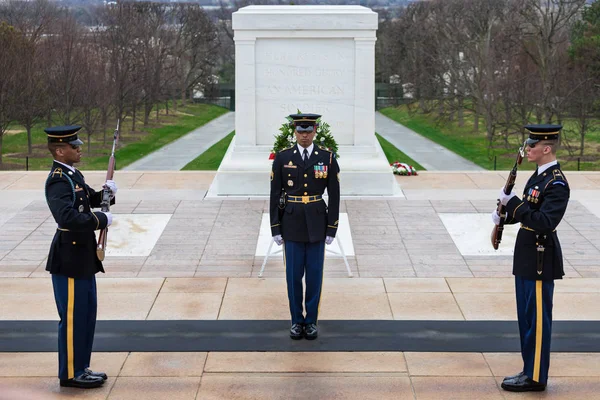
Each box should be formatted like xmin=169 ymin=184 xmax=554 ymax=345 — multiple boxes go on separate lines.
xmin=273 ymin=234 xmax=283 ymax=246
xmin=499 ymin=188 xmax=516 ymax=206
xmin=104 ymin=180 xmax=118 ymax=198
xmin=491 ymin=210 xmax=501 ymax=225
xmin=325 ymin=236 xmax=334 ymax=245
xmin=102 ymin=211 xmax=113 ymax=227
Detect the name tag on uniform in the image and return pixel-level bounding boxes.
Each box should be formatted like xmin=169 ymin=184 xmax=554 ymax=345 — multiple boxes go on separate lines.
xmin=284 ymin=165 xmax=297 ymax=169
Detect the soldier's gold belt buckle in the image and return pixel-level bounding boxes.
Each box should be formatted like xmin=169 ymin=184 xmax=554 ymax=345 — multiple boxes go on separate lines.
xmin=302 ymin=196 xmax=309 ymax=204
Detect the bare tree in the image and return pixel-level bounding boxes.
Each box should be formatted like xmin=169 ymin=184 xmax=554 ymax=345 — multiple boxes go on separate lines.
xmin=561 ymin=63 xmax=598 ymax=157
xmin=130 ymin=3 xmax=171 ymax=126
xmin=76 ymin=29 xmax=109 ymax=155
xmin=172 ymin=3 xmax=219 ymax=107
xmin=1 ymin=0 xmax=58 ymax=44
xmin=390 ymin=2 xmax=446 ymax=113
xmin=13 ymin=40 xmax=48 ymax=154
xmin=43 ymin=11 xmax=87 ymax=125
xmin=98 ymin=3 xmax=139 ymax=129
xmin=516 ymin=0 xmax=585 ymax=122
xmin=2 ymin=0 xmax=58 ymax=154
xmin=0 ymin=22 xmax=24 ymax=165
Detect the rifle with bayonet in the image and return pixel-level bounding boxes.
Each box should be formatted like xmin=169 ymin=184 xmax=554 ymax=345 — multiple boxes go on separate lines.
xmin=491 ymin=142 xmax=525 ymax=250
xmin=96 ymin=120 xmax=120 ymax=261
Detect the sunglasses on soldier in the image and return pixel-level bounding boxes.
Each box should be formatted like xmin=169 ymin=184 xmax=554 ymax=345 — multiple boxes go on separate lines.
xmin=528 ymin=141 xmax=554 ymax=149
xmin=55 ymin=143 xmax=80 ymax=150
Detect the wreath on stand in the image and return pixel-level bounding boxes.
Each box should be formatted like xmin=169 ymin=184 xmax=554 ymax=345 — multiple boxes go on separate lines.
xmin=269 ymin=113 xmax=339 ymax=159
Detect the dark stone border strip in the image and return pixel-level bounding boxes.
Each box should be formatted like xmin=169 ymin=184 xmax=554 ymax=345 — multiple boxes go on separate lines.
xmin=2 ymin=320 xmax=600 ymax=352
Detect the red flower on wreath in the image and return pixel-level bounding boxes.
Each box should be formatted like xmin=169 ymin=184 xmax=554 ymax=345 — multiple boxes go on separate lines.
xmin=390 ymin=161 xmax=418 ymax=176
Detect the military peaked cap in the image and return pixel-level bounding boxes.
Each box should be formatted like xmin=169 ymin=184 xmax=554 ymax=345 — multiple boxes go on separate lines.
xmin=524 ymin=124 xmax=562 ymax=145
xmin=45 ymin=125 xmax=84 ymax=145
xmin=289 ymin=113 xmax=321 ymax=133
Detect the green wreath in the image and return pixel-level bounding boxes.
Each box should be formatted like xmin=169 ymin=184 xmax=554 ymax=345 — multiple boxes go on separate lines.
xmin=270 ymin=112 xmax=339 ymax=159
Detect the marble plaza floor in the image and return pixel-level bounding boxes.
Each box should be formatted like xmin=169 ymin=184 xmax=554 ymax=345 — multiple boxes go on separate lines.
xmin=1 ymin=171 xmax=600 ymax=399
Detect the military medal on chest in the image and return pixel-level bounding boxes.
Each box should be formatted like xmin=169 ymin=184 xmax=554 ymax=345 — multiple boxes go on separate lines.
xmin=314 ymin=163 xmax=328 ymax=179
xmin=527 ymin=186 xmax=540 ymax=204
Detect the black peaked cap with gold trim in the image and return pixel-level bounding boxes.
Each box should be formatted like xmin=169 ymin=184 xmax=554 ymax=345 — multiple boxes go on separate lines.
xmin=289 ymin=113 xmax=321 ymax=133
xmin=45 ymin=125 xmax=84 ymax=145
xmin=524 ymin=124 xmax=562 ymax=146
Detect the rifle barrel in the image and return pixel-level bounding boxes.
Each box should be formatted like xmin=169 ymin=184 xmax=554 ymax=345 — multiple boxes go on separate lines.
xmin=96 ymin=120 xmax=120 ymax=261
xmin=491 ymin=142 xmax=525 ymax=250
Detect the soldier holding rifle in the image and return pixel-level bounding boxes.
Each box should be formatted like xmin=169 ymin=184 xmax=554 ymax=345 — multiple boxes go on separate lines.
xmin=491 ymin=124 xmax=570 ymax=392
xmin=44 ymin=125 xmax=118 ymax=389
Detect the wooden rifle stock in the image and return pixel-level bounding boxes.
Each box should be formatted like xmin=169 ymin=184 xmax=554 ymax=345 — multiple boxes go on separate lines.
xmin=491 ymin=143 xmax=525 ymax=250
xmin=96 ymin=120 xmax=120 ymax=261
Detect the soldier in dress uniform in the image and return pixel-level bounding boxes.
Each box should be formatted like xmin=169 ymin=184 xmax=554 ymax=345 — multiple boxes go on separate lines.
xmin=492 ymin=124 xmax=570 ymax=392
xmin=270 ymin=113 xmax=341 ymax=340
xmin=44 ymin=125 xmax=117 ymax=389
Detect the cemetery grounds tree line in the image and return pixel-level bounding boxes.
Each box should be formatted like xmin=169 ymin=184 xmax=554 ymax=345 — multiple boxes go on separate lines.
xmin=2 ymin=0 xmax=599 ymax=166
xmin=376 ymin=0 xmax=600 ymax=159
xmin=0 ymin=0 xmax=219 ymax=165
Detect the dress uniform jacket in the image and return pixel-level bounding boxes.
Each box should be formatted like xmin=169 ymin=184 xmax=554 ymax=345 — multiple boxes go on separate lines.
xmin=504 ymin=164 xmax=570 ymax=281
xmin=270 ymin=145 xmax=340 ymax=243
xmin=45 ymin=161 xmax=110 ymax=278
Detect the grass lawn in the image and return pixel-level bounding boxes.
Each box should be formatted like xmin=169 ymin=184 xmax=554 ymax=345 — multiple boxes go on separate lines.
xmin=0 ymin=103 xmax=229 ymax=171
xmin=180 ymin=131 xmax=422 ymax=171
xmin=182 ymin=131 xmax=235 ymax=170
xmin=379 ymin=105 xmax=600 ymax=171
xmin=375 ymin=133 xmax=426 ymax=171
xmin=181 ymin=132 xmax=418 ymax=172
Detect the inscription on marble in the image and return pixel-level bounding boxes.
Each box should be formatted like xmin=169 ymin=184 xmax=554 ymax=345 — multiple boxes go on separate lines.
xmin=256 ymin=38 xmax=355 ymax=145
xmin=263 ymin=67 xmax=344 ymax=78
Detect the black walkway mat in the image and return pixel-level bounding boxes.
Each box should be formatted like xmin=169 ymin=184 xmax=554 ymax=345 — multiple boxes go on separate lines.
xmin=2 ymin=320 xmax=600 ymax=352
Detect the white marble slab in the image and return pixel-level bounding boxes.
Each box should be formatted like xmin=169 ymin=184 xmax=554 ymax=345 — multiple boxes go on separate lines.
xmin=232 ymin=5 xmax=377 ymax=147
xmin=211 ymin=6 xmax=397 ymax=197
xmin=255 ymin=212 xmax=354 ymax=258
xmin=206 ymin=138 xmax=402 ymax=197
xmin=578 ymin=199 xmax=600 ymax=220
xmin=0 ymin=212 xmax=17 ymax=229
xmin=438 ymin=213 xmax=518 ymax=256
xmin=255 ymin=37 xmax=356 ymax=145
xmin=99 ymin=214 xmax=172 ymax=257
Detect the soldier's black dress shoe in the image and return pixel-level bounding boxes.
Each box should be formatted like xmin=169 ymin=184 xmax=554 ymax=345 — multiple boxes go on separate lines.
xmin=501 ymin=374 xmax=546 ymax=392
xmin=290 ymin=323 xmax=304 ymax=340
xmin=304 ymin=323 xmax=318 ymax=340
xmin=60 ymin=372 xmax=104 ymax=389
xmin=502 ymin=371 xmax=524 ymax=382
xmin=85 ymin=368 xmax=108 ymax=381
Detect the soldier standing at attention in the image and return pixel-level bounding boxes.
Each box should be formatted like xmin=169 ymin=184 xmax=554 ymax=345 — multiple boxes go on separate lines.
xmin=44 ymin=126 xmax=117 ymax=389
xmin=493 ymin=124 xmax=570 ymax=392
xmin=270 ymin=113 xmax=341 ymax=340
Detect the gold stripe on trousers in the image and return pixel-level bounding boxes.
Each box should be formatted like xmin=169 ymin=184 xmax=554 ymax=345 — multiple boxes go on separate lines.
xmin=67 ymin=278 xmax=75 ymax=379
